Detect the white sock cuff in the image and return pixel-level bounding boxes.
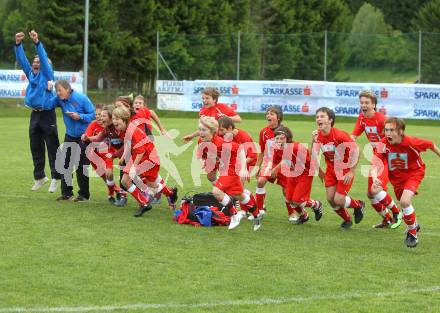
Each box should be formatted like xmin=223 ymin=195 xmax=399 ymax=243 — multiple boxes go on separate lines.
xmin=106 ymin=180 xmax=115 ymax=186
xmin=156 ymin=183 xmax=164 ymax=193
xmin=127 ymin=184 xmax=136 ymax=193
xmin=374 ymin=190 xmax=387 ymax=202
xmin=344 ymin=196 xmax=351 ymax=208
xmin=240 ymin=193 xmax=250 ymax=205
xmin=256 ymin=187 xmax=266 ymax=194
xmin=220 ymin=194 xmax=231 ymax=206
xmin=155 ymin=175 xmax=162 ymax=184
xmin=402 ymin=205 xmax=414 ymax=215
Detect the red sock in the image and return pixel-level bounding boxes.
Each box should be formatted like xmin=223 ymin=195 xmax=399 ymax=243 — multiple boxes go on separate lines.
xmin=285 ymin=202 xmax=293 ymax=214
xmin=335 ymin=208 xmax=351 ymax=222
xmin=380 ymin=193 xmax=399 ymax=214
xmin=371 ymin=201 xmax=385 ymax=213
xmin=241 ymin=194 xmax=259 ymax=216
xmin=305 ymin=199 xmax=317 ymax=209
xmin=129 ymin=187 xmax=148 ymax=205
xmin=345 ymin=197 xmax=362 ymax=209
xmin=294 ymin=206 xmax=306 ymax=216
xmin=158 ymin=183 xmax=173 ymax=196
xmin=256 ymin=192 xmax=265 ymax=211
xmin=107 ymin=184 xmax=115 ymax=196
xmin=403 ymin=210 xmax=417 ymax=235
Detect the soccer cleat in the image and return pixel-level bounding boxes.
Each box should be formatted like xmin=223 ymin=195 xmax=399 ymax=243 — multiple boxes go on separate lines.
xmin=133 ymin=203 xmax=152 ymax=217
xmin=31 ymin=177 xmax=49 ymax=191
xmin=115 ymin=195 xmax=128 ymax=207
xmin=294 ymin=214 xmax=309 ymax=225
xmin=288 ymin=213 xmax=300 ymax=223
xmin=48 ymin=179 xmax=59 ymax=193
xmin=312 ymin=200 xmax=323 ymax=221
xmin=340 ymin=220 xmax=353 ymax=229
xmin=373 ymin=218 xmax=391 ymax=229
xmin=56 ymin=194 xmax=73 ymax=201
xmin=247 ymin=213 xmax=255 ymax=221
xmin=405 ymin=232 xmax=418 ymax=248
xmin=353 ymin=201 xmax=365 ymax=224
xmin=74 ymin=195 xmax=89 ymax=202
xmin=228 ymin=212 xmax=243 ymax=230
xmin=390 ymin=211 xmax=403 ymax=229
xmin=253 ymin=210 xmax=265 ymax=231
xmin=167 ymin=187 xmax=178 ymax=210
xmin=108 ymin=196 xmax=116 ymax=205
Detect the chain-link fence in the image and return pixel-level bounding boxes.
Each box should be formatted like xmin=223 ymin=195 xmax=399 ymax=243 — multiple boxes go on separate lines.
xmin=158 ymin=31 xmax=440 ymax=84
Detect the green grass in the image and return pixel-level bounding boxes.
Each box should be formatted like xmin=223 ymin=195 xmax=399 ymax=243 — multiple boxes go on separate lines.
xmin=335 ymin=68 xmax=418 ymax=84
xmin=0 ymin=107 xmax=440 ymax=313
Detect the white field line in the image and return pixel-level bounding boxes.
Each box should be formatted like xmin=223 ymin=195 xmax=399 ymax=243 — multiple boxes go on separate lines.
xmin=0 ymin=286 xmax=439 ymax=313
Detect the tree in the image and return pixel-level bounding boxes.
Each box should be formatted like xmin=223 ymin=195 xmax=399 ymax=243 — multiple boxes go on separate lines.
xmin=261 ymin=0 xmax=352 ymax=80
xmin=348 ymin=2 xmax=415 ymax=72
xmin=412 ymin=0 xmax=440 ymax=83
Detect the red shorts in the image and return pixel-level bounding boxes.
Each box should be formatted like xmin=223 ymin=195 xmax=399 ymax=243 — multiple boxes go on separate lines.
xmin=90 ymin=152 xmax=114 ymax=170
xmin=390 ymin=170 xmax=425 ymax=200
xmin=259 ymin=173 xmax=288 ymax=189
xmin=324 ymin=168 xmax=354 ymax=196
xmin=367 ymin=160 xmax=389 ymax=193
xmin=215 ymin=175 xmax=244 ymax=196
xmin=123 ymin=163 xmax=160 ymax=183
xmin=286 ymin=174 xmax=313 ymax=203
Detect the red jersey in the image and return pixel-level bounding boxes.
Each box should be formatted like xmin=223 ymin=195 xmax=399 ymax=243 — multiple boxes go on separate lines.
xmin=223 ymin=128 xmax=257 ymax=166
xmin=316 ymin=127 xmax=357 ymax=169
xmin=352 ymin=112 xmax=386 ymax=144
xmin=84 ymin=120 xmax=104 ymax=137
xmin=374 ymin=135 xmax=434 ymax=181
xmin=120 ymin=125 xmax=160 ymax=167
xmin=84 ymin=120 xmax=109 ymax=154
xmin=273 ymin=142 xmax=312 ymax=178
xmin=259 ymin=126 xmax=277 ymax=157
xmin=199 ymin=103 xmax=237 ymax=120
xmin=197 ymin=135 xmax=242 ymax=176
xmin=131 ymin=107 xmax=153 ymax=134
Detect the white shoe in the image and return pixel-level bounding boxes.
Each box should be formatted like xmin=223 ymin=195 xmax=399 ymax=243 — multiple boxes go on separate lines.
xmin=48 ymin=179 xmax=59 ymax=193
xmin=228 ymin=212 xmax=243 ymax=230
xmin=31 ymin=177 xmax=49 ymax=191
xmin=247 ymin=213 xmax=255 ymax=221
xmin=253 ymin=210 xmax=265 ymax=231
xmin=288 ymin=213 xmax=300 ymax=223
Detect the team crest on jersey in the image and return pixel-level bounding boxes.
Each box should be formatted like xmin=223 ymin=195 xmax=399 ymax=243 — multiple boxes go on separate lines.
xmin=388 ymin=153 xmax=408 ymax=170
xmin=320 ymin=143 xmax=336 ymax=153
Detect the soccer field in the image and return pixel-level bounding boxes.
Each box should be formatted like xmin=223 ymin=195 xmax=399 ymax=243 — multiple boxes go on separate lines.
xmin=1 ymin=107 xmax=439 ymax=313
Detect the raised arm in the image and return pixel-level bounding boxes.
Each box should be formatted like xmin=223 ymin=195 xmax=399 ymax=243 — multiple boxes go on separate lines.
xmin=30 ymin=30 xmax=54 ymax=79
xmin=149 ymin=110 xmax=167 ymax=134
xmin=14 ymin=32 xmax=32 ymax=77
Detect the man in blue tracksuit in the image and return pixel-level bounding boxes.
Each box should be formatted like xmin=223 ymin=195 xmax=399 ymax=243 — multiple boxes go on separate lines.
xmin=15 ymin=30 xmax=61 ymax=192
xmin=48 ymin=80 xmax=95 ymax=201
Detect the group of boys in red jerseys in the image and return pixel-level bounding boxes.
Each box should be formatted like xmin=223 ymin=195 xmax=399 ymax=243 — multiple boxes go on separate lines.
xmin=184 ymin=87 xmax=439 ymax=247
xmin=81 ymin=95 xmax=178 ymax=218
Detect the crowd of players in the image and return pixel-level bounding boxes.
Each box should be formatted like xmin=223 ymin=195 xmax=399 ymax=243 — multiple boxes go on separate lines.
xmin=15 ymin=31 xmax=440 ymax=248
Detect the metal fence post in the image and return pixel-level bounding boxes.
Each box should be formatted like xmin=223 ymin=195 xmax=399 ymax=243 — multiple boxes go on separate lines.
xmin=418 ymin=30 xmax=422 ymax=84
xmin=237 ymin=31 xmax=241 ymax=80
xmin=323 ymin=30 xmax=328 ymax=81
xmin=83 ymin=0 xmax=89 ymax=95
xmin=156 ymin=31 xmax=160 ymax=81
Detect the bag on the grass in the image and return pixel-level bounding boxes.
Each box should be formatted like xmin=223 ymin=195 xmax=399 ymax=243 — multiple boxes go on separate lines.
xmin=173 ymin=192 xmax=232 ymax=227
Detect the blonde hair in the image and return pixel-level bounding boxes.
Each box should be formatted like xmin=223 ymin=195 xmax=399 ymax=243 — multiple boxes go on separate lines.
xmin=359 ymin=90 xmax=377 ymax=106
xmin=112 ymin=106 xmax=131 ymax=124
xmin=199 ymin=116 xmax=218 ymax=134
